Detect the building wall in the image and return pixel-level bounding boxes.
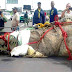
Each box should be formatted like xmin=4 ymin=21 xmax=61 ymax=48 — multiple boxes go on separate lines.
xmin=0 ymin=0 xmax=5 ymax=9
xmin=6 ymin=0 xmax=20 ymax=11
xmin=0 ymin=0 xmax=36 ymax=11
xmin=6 ymin=0 xmax=33 ymax=11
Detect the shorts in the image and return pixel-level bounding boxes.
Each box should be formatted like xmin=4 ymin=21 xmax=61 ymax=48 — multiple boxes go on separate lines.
xmin=11 ymin=26 xmax=19 ymax=31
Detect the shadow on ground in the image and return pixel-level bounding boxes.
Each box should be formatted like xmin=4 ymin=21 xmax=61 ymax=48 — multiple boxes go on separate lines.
xmin=47 ymin=56 xmax=72 ymax=71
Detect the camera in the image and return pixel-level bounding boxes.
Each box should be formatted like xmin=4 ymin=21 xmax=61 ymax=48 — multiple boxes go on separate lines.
xmin=69 ymin=7 xmax=72 ymax=10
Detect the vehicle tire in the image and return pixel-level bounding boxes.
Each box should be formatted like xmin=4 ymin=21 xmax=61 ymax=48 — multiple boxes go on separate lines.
xmin=11 ymin=18 xmax=12 ymax=20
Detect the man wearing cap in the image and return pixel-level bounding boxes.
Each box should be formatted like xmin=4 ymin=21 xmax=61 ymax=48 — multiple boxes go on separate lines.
xmin=11 ymin=7 xmax=19 ymax=31
xmin=33 ymin=2 xmax=45 ymax=25
xmin=50 ymin=1 xmax=58 ymax=23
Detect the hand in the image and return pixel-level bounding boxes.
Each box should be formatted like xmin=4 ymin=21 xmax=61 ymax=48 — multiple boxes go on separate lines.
xmin=65 ymin=7 xmax=69 ymax=11
xmin=16 ymin=20 xmax=19 ymax=26
xmin=16 ymin=24 xmax=18 ymax=26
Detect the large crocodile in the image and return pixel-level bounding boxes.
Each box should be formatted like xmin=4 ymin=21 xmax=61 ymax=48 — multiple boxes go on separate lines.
xmin=0 ymin=24 xmax=72 ymax=57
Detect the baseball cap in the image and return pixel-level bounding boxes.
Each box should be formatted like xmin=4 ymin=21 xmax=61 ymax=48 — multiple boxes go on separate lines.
xmin=12 ymin=7 xmax=18 ymax=10
xmin=38 ymin=2 xmax=41 ymax=4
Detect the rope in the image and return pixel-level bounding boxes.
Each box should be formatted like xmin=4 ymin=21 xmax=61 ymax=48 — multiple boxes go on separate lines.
xmin=27 ymin=27 xmax=53 ymax=45
xmin=4 ymin=32 xmax=11 ymax=51
xmin=55 ymin=21 xmax=72 ymax=60
xmin=27 ymin=20 xmax=72 ymax=60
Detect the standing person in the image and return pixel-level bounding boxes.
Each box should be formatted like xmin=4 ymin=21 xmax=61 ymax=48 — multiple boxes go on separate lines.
xmin=50 ymin=1 xmax=58 ymax=23
xmin=11 ymin=7 xmax=19 ymax=31
xmin=33 ymin=2 xmax=45 ymax=25
xmin=61 ymin=3 xmax=72 ymax=19
xmin=0 ymin=11 xmax=4 ymax=30
xmin=24 ymin=11 xmax=28 ymax=26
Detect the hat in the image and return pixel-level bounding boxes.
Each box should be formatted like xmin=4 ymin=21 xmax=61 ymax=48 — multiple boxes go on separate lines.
xmin=38 ymin=2 xmax=41 ymax=4
xmin=12 ymin=7 xmax=18 ymax=10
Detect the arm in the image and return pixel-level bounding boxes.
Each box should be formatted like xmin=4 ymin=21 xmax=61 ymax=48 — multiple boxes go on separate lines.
xmin=16 ymin=20 xmax=19 ymax=26
xmin=42 ymin=11 xmax=45 ymax=24
xmin=55 ymin=9 xmax=58 ymax=16
xmin=54 ymin=9 xmax=58 ymax=21
xmin=61 ymin=10 xmax=66 ymax=18
xmin=16 ymin=13 xmax=19 ymax=26
xmin=3 ymin=14 xmax=7 ymax=23
xmin=33 ymin=11 xmax=36 ymax=25
xmin=61 ymin=8 xmax=69 ymax=18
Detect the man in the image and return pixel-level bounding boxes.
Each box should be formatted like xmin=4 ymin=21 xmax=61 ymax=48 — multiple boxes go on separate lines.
xmin=24 ymin=11 xmax=28 ymax=26
xmin=0 ymin=11 xmax=7 ymax=30
xmin=0 ymin=11 xmax=4 ymax=30
xmin=50 ymin=1 xmax=58 ymax=23
xmin=11 ymin=7 xmax=19 ymax=31
xmin=61 ymin=3 xmax=72 ymax=19
xmin=33 ymin=2 xmax=45 ymax=25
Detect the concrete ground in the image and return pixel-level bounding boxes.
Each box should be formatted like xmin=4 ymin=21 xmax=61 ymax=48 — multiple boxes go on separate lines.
xmin=0 ymin=20 xmax=32 ymax=32
xmin=0 ymin=56 xmax=72 ymax=72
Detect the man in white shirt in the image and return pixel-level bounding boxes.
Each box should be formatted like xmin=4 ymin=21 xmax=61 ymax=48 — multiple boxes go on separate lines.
xmin=11 ymin=7 xmax=19 ymax=31
xmin=61 ymin=3 xmax=72 ymax=19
